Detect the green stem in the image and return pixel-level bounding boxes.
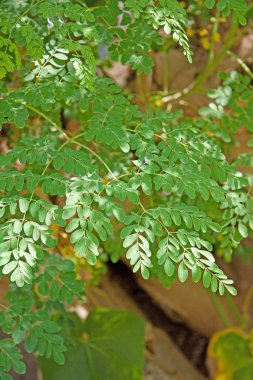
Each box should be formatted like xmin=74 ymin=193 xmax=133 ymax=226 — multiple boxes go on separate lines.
xmin=17 ymin=101 xmax=70 ymax=140
xmin=9 ymin=0 xmax=44 ymax=39
xmin=16 ymin=138 xmax=70 ymax=246
xmin=162 ymin=21 xmax=238 ymax=103
xmin=208 ymin=10 xmax=220 ymax=64
xmin=71 ymin=139 xmax=115 ymax=178
xmin=139 ymin=201 xmax=146 ymax=213
xmin=162 ymin=52 xmax=169 ymax=93
xmin=106 ymin=172 xmax=132 ymax=185
xmin=16 ymin=101 xmax=114 ymax=178
xmin=209 ymin=292 xmax=231 ymax=327
xmin=225 ymin=293 xmax=242 ymax=325
xmin=186 ymin=21 xmax=238 ymax=96
xmin=73 ymin=131 xmax=88 ymax=140
xmin=227 ymin=51 xmax=253 ymax=80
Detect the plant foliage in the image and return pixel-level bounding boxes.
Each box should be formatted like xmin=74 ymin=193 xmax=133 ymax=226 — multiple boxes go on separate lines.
xmin=208 ymin=328 xmax=253 ymax=379
xmin=39 ymin=308 xmax=145 ymax=380
xmin=0 ymin=0 xmax=252 ymax=378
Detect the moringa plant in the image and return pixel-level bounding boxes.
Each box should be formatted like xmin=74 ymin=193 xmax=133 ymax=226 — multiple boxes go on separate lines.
xmin=0 ymin=0 xmax=252 ymax=378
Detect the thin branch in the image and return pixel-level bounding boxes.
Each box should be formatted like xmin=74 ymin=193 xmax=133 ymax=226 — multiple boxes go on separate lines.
xmin=71 ymin=139 xmax=115 ymax=178
xmin=16 ymin=101 xmax=71 ymax=141
xmin=162 ymin=21 xmax=238 ymax=103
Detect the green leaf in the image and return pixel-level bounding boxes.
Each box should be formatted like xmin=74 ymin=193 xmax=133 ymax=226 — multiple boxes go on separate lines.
xmin=225 ymin=285 xmax=238 ymax=296
xmin=204 ymin=0 xmax=215 ymax=9
xmin=0 ymin=339 xmax=25 ymax=376
xmin=62 ymin=207 xmax=76 ymax=220
xmin=39 ymin=309 xmax=145 ymax=380
xmin=25 ymin=330 xmax=38 ymax=353
xmin=219 ymin=282 xmax=225 ymax=296
xmin=19 ymin=198 xmax=29 ymax=213
xmin=86 ymin=251 xmax=97 ymax=265
xmin=178 ymin=262 xmax=188 ymax=283
xmin=192 ymin=265 xmax=201 ymax=283
xmin=42 ymin=321 xmax=61 ymax=334
xmin=164 ymin=258 xmax=174 ymax=277
xmin=123 ymin=234 xmax=137 ymax=248
xmin=141 ymin=265 xmax=149 ymax=280
xmin=13 ymin=328 xmax=25 ymax=345
xmin=65 ymin=218 xmax=79 ymax=233
xmin=211 ymin=276 xmax=218 ymax=293
xmin=238 ymin=223 xmax=248 ymax=238
xmin=203 ymin=270 xmax=211 ymax=288
xmin=13 ymin=220 xmax=22 ymax=234
xmin=13 ymin=360 xmax=26 ymax=375
xmin=208 ymin=328 xmax=253 ymax=379
xmin=2 ymin=260 xmax=18 ymax=274
xmin=127 ymin=190 xmax=139 ymax=205
xmin=50 ymin=281 xmax=60 ymax=301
